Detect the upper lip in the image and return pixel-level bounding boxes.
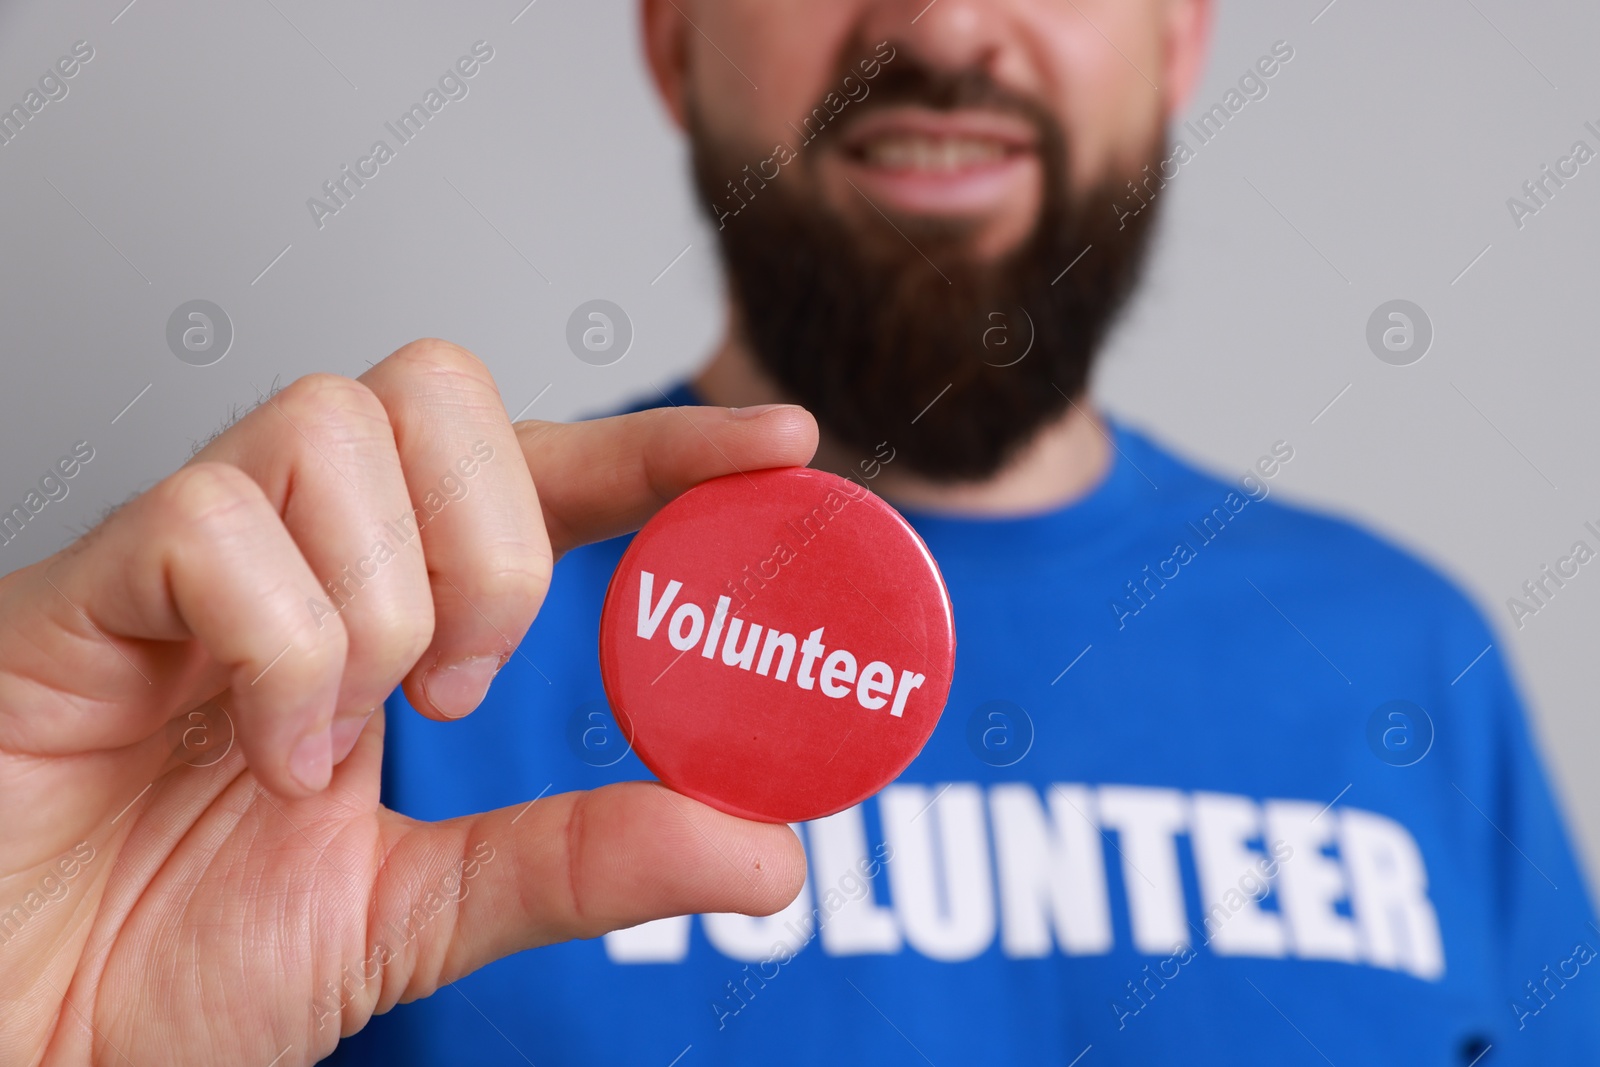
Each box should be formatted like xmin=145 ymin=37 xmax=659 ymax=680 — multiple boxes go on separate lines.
xmin=837 ymin=107 xmax=1040 ymax=156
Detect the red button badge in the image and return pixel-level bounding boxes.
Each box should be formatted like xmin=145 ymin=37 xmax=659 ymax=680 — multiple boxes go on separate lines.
xmin=598 ymin=467 xmax=955 ymax=823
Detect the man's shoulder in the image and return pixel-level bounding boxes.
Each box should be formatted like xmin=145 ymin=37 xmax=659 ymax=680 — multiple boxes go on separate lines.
xmin=1119 ymin=421 xmax=1482 ymax=622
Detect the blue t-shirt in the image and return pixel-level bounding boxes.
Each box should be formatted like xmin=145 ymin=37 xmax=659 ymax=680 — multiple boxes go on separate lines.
xmin=331 ymin=387 xmax=1600 ymax=1066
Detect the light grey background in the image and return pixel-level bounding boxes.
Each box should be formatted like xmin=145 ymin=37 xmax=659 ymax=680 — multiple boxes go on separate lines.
xmin=1 ymin=0 xmax=1596 ymax=880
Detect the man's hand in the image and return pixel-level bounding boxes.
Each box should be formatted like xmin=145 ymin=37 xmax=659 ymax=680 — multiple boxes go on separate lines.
xmin=0 ymin=340 xmax=815 ymax=1066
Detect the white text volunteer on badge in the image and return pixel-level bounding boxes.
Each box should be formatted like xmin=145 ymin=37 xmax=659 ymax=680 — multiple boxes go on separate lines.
xmin=635 ymin=570 xmax=927 ymax=719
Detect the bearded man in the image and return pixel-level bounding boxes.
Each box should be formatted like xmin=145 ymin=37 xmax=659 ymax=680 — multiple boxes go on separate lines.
xmin=340 ymin=2 xmax=1600 ymax=1064
xmin=7 ymin=2 xmax=1596 ymax=1066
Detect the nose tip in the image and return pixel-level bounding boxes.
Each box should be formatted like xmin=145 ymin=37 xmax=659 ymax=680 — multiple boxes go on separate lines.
xmin=858 ymin=0 xmax=1010 ymax=77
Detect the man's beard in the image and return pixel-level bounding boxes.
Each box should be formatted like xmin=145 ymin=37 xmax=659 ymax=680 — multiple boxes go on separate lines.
xmin=688 ymin=62 xmax=1167 ymax=483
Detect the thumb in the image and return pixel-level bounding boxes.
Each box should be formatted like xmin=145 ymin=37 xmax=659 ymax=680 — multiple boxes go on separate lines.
xmin=358 ymin=782 xmax=806 ymax=1017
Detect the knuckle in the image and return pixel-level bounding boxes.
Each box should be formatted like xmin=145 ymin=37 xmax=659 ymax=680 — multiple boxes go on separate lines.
xmin=393 ymin=336 xmax=486 ymax=373
xmin=274 ymin=373 xmax=393 ymax=444
xmin=159 ymin=461 xmax=266 ymax=532
xmin=358 ymin=600 xmax=434 ymax=671
xmin=293 ymin=607 xmax=350 ymax=673
xmin=388 ymin=338 xmax=502 ymax=404
xmin=440 ymin=542 xmax=553 ymax=621
xmin=486 ymin=551 xmax=554 ymax=608
xmin=562 ymin=791 xmax=592 ymax=927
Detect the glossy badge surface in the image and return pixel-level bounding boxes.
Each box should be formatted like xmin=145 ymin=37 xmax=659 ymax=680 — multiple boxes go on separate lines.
xmin=598 ymin=467 xmax=955 ymax=823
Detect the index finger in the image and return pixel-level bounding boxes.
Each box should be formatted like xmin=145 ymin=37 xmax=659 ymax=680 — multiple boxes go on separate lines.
xmin=516 ymin=403 xmax=817 ymax=558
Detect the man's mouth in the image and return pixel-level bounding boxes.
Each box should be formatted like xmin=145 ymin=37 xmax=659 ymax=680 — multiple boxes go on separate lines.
xmin=857 ymin=134 xmax=1014 ymax=171
xmin=827 ymin=107 xmax=1040 ymax=219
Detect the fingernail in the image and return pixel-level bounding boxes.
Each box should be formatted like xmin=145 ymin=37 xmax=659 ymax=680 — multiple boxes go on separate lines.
xmin=289 ymin=729 xmax=332 ymax=792
xmin=330 ymin=709 xmax=375 ymax=764
xmin=730 ymin=403 xmax=789 ymax=419
xmin=424 ymin=655 xmax=501 ymax=720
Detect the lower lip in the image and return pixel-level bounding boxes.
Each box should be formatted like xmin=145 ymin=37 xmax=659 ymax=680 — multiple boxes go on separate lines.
xmin=828 ymin=150 xmax=1038 ymax=217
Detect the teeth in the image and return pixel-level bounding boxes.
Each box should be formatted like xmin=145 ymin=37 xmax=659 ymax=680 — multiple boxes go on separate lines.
xmin=861 ymin=135 xmax=1008 ymax=171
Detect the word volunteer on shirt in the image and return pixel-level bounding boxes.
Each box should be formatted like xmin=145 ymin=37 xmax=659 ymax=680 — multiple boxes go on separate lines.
xmin=604 ymin=782 xmax=1444 ymax=983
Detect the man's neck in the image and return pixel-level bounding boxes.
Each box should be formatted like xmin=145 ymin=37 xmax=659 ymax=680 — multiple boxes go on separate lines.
xmin=692 ymin=334 xmax=1112 ymax=517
